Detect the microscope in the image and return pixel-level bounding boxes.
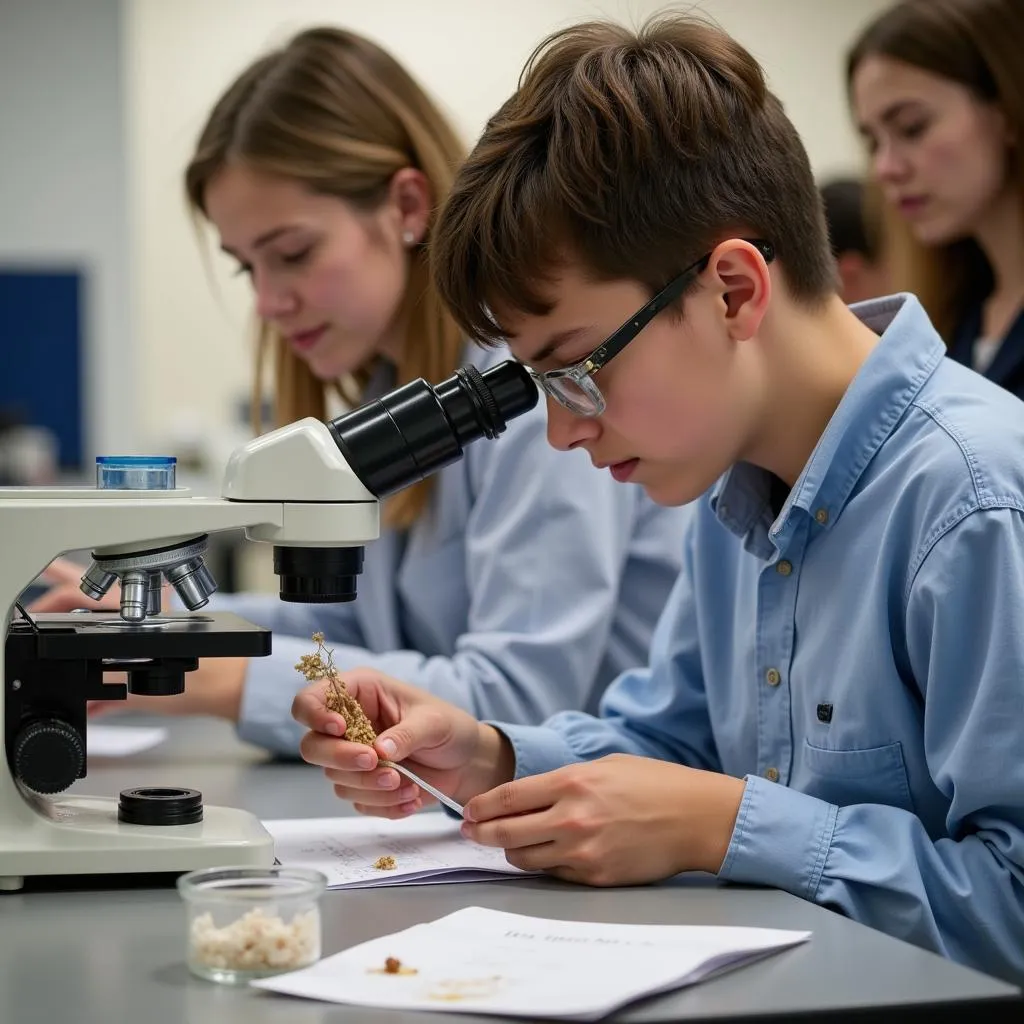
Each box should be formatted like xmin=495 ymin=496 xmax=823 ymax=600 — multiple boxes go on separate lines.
xmin=0 ymin=361 xmax=536 ymax=890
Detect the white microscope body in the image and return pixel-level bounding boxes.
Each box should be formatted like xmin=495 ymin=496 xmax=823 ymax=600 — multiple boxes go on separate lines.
xmin=0 ymin=419 xmax=378 ymax=890
xmin=0 ymin=358 xmax=535 ymax=890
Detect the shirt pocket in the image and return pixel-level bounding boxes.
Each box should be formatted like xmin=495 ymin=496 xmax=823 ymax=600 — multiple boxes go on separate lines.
xmin=800 ymin=739 xmax=915 ymax=814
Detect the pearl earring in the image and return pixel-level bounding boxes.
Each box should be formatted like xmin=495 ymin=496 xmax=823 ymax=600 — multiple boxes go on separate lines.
xmin=402 ymin=230 xmax=416 ymax=246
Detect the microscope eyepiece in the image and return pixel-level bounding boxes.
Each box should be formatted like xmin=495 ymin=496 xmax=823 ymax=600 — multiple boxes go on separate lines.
xmin=274 ymin=360 xmax=536 ymax=603
xmin=326 ymin=359 xmax=537 ymax=499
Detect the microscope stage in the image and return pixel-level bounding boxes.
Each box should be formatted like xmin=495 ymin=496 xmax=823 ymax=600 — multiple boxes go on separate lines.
xmin=18 ymin=611 xmax=272 ymax=660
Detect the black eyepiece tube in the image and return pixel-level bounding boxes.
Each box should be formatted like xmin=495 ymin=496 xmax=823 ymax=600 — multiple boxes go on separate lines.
xmin=327 ymin=360 xmax=537 ymax=498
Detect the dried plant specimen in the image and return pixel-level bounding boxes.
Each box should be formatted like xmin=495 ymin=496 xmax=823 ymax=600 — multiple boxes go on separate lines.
xmin=367 ymin=957 xmax=417 ymax=976
xmin=296 ymin=633 xmax=377 ymax=745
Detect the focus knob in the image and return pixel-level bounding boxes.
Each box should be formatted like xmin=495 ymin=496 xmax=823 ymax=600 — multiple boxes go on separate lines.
xmin=13 ymin=719 xmax=85 ymax=794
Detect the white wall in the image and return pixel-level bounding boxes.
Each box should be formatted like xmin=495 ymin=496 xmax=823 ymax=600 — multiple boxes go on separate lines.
xmin=128 ymin=0 xmax=892 ymax=454
xmin=0 ymin=0 xmax=133 ymax=463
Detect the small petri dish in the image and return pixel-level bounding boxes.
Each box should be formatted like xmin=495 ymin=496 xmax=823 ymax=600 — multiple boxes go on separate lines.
xmin=96 ymin=455 xmax=177 ymax=490
xmin=177 ymin=865 xmax=327 ymax=984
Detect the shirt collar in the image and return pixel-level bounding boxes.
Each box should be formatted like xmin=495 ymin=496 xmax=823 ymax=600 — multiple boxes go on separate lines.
xmin=710 ymin=294 xmax=945 ymax=554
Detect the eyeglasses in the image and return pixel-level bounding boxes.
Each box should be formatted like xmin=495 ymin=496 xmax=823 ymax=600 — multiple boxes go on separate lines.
xmin=526 ymin=239 xmax=775 ymax=417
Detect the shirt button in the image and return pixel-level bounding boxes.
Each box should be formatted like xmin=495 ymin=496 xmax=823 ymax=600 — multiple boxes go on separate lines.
xmin=815 ymin=508 xmax=829 ymax=525
xmin=764 ymin=766 xmax=780 ymax=782
xmin=765 ymin=668 xmax=781 ymax=687
xmin=776 ymin=560 xmax=793 ymax=576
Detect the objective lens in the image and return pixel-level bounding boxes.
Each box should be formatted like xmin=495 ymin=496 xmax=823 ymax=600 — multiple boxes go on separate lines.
xmin=166 ymin=558 xmax=217 ymax=611
xmin=120 ymin=570 xmax=148 ymax=622
xmin=80 ymin=562 xmax=118 ymax=601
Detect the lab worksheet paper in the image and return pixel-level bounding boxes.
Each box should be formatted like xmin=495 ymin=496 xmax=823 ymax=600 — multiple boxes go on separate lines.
xmin=253 ymin=906 xmax=812 ymax=1019
xmin=263 ymin=813 xmax=536 ymax=889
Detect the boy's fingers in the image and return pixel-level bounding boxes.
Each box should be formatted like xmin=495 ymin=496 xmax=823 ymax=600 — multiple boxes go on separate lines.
xmin=373 ymin=707 xmax=450 ymax=763
xmin=290 ymin=685 xmax=348 ymax=735
xmin=299 ymin=730 xmax=381 ymax=772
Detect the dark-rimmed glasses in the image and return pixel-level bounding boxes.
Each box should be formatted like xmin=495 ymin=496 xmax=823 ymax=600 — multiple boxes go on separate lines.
xmin=526 ymin=238 xmax=775 ymax=416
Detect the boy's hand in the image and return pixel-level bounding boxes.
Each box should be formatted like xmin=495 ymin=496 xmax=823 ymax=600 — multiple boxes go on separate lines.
xmin=292 ymin=668 xmax=514 ymax=817
xmin=461 ymin=755 xmax=746 ymax=886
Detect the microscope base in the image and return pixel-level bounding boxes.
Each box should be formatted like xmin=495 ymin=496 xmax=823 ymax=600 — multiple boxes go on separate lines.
xmin=0 ymin=793 xmax=273 ymax=890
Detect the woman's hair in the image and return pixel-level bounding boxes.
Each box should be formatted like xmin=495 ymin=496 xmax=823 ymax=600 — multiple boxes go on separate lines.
xmin=186 ymin=27 xmax=466 ymax=528
xmin=847 ymin=0 xmax=1024 ymax=342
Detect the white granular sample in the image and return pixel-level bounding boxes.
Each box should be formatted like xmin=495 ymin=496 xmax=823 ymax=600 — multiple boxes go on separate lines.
xmin=189 ymin=906 xmax=319 ymax=972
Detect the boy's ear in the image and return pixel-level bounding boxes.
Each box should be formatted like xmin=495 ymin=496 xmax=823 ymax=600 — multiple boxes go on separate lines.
xmin=705 ymin=239 xmax=771 ymax=341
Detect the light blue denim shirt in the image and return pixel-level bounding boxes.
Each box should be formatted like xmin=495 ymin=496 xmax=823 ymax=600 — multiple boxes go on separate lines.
xmin=213 ymin=345 xmax=687 ymax=756
xmin=497 ymin=295 xmax=1024 ymax=983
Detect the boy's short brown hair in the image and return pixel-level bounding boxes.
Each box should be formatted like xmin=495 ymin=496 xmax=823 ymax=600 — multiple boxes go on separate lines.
xmin=432 ymin=14 xmax=836 ymax=345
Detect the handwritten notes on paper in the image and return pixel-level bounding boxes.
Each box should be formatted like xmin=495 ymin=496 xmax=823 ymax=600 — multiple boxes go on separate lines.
xmin=263 ymin=813 xmax=536 ymax=889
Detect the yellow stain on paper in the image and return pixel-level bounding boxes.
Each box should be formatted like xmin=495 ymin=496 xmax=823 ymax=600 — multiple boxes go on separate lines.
xmin=426 ymin=976 xmax=504 ymax=1002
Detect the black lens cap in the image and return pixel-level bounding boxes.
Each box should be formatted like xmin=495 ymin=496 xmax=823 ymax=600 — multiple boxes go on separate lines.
xmin=118 ymin=786 xmax=203 ymax=826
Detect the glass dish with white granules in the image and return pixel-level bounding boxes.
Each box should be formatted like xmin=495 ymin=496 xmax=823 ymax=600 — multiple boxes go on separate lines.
xmin=177 ymin=865 xmax=327 ymax=984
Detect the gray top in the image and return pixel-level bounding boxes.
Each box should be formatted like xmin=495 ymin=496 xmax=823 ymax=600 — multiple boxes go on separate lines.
xmin=2 ymin=717 xmax=1018 ymax=1023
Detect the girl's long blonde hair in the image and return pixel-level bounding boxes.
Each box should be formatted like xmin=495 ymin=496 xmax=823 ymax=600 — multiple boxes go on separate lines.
xmin=186 ymin=26 xmax=466 ymax=527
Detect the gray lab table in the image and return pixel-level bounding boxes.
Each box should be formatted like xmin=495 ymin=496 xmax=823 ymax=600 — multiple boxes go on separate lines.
xmin=1 ymin=716 xmax=1019 ymax=1024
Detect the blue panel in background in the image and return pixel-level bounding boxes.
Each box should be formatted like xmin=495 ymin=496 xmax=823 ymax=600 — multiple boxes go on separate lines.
xmin=0 ymin=268 xmax=83 ymax=468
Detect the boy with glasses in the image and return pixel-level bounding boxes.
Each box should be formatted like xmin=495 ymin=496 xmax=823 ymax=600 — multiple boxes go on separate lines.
xmin=292 ymin=14 xmax=1024 ymax=982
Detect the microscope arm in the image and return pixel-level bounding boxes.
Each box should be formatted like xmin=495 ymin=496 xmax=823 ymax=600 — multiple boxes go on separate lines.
xmin=0 ymin=359 xmax=537 ymax=887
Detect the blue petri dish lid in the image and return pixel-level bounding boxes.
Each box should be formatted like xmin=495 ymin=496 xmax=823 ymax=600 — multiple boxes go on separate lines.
xmin=96 ymin=456 xmax=177 ymax=466
xmin=96 ymin=456 xmax=177 ymax=490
